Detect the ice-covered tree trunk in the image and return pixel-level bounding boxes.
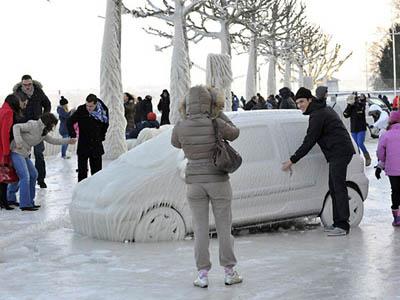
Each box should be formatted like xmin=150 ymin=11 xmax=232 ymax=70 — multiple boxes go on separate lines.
xmin=219 ymin=20 xmax=232 ymax=109
xmin=169 ymin=1 xmax=191 ymax=124
xmin=101 ymin=0 xmax=127 ymax=160
xmin=298 ymin=63 xmax=304 ymax=87
xmin=246 ymin=32 xmax=257 ymax=100
xmin=206 ymin=54 xmax=233 ymax=111
xmin=220 ymin=20 xmax=231 ymax=56
xmin=303 ymin=76 xmax=314 ymax=90
xmin=267 ymin=54 xmax=277 ymax=96
xmin=283 ymin=59 xmax=292 ymax=89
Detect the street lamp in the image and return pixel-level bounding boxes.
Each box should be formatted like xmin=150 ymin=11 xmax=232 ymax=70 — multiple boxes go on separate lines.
xmin=392 ymin=24 xmax=400 ymax=97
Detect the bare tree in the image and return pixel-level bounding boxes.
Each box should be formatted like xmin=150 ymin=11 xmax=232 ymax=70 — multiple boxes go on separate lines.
xmin=186 ymin=0 xmax=252 ymax=56
xmin=368 ymin=0 xmax=400 ymax=90
xmin=394 ymin=0 xmax=400 ymax=20
xmin=279 ymin=0 xmax=307 ymax=89
xmin=184 ymin=0 xmax=241 ymax=109
xmin=256 ymin=0 xmax=288 ymax=95
xmin=369 ymin=24 xmax=400 ymax=90
xmin=124 ymin=0 xmax=205 ymax=124
xmin=233 ymin=0 xmax=274 ymax=99
xmin=290 ymin=24 xmax=323 ymax=87
xmin=238 ymin=0 xmax=303 ymax=95
xmin=186 ymin=0 xmax=275 ymax=107
xmin=300 ymin=34 xmax=352 ymax=85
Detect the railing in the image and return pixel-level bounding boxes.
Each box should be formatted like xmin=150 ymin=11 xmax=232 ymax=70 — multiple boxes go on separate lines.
xmin=43 ymin=124 xmax=76 ymax=157
xmin=43 ymin=132 xmax=77 ymax=157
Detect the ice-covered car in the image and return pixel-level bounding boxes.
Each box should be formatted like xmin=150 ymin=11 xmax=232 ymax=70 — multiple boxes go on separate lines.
xmin=69 ymin=110 xmax=369 ymax=242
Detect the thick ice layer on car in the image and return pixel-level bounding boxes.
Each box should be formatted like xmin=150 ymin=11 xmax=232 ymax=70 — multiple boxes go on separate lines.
xmin=70 ymin=110 xmax=368 ymax=242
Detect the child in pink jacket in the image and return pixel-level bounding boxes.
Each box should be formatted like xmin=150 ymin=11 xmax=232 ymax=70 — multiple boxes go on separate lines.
xmin=376 ymin=110 xmax=400 ymax=226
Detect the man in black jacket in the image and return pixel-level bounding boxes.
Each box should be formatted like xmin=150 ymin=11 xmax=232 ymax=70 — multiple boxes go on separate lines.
xmin=244 ymin=96 xmax=257 ymax=110
xmin=282 ymin=87 xmax=355 ymax=236
xmin=13 ymin=74 xmax=51 ymax=188
xmin=139 ymin=95 xmax=153 ymax=122
xmin=67 ymin=94 xmax=109 ymax=182
xmin=278 ymin=87 xmax=296 ymax=109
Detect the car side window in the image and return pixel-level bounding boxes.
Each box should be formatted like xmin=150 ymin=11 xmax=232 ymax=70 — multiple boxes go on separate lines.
xmin=232 ymin=125 xmax=276 ymax=163
xmin=281 ymin=122 xmax=320 ymax=155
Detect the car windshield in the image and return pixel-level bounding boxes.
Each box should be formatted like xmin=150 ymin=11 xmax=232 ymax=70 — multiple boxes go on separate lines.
xmin=368 ymin=98 xmax=385 ymax=108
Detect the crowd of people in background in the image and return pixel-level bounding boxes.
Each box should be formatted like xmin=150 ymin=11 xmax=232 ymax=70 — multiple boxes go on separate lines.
xmin=231 ymin=87 xmax=297 ymax=111
xmin=123 ymin=90 xmax=170 ymax=140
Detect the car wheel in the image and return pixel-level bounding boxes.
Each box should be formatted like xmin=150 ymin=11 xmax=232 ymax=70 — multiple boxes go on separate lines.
xmin=134 ymin=207 xmax=186 ymax=242
xmin=320 ymin=186 xmax=364 ymax=228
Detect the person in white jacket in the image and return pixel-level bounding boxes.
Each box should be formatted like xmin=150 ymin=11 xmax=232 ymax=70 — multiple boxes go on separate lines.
xmin=368 ymin=104 xmax=389 ymax=137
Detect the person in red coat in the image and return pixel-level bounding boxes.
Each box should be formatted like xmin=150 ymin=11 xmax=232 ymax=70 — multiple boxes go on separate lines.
xmin=0 ymin=93 xmax=26 ymax=210
xmin=393 ymin=95 xmax=399 ymax=111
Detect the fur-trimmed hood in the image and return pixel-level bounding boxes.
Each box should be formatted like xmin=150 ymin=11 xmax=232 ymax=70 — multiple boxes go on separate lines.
xmin=13 ymin=80 xmax=43 ymax=93
xmin=179 ymin=85 xmax=225 ymax=119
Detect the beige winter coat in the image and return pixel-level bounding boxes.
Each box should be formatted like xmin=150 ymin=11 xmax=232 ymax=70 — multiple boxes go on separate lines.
xmin=11 ymin=120 xmax=70 ymax=158
xmin=171 ymin=85 xmax=240 ymax=184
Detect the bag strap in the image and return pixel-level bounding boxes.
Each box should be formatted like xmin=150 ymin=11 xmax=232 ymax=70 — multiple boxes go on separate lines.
xmin=211 ymin=118 xmax=221 ymax=143
xmin=209 ymin=94 xmax=221 ymax=143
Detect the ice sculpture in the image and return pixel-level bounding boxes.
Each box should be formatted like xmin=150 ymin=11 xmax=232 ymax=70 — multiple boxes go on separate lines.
xmin=70 ymin=110 xmax=368 ymax=243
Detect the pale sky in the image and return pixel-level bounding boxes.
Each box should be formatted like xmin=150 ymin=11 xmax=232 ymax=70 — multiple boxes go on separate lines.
xmin=0 ymin=0 xmax=394 ymax=104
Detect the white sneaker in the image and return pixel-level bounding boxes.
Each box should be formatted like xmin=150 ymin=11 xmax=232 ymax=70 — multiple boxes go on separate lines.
xmin=193 ymin=270 xmax=208 ymax=288
xmin=327 ymin=227 xmax=349 ymax=236
xmin=224 ymin=270 xmax=243 ymax=286
xmin=323 ymin=225 xmax=335 ymax=232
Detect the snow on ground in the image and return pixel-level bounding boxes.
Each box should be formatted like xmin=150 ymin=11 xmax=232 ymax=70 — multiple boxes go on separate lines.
xmin=1 ymin=140 xmax=400 ymax=300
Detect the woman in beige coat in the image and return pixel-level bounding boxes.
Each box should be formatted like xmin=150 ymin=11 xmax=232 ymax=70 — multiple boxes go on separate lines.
xmin=8 ymin=113 xmax=76 ymax=211
xmin=171 ymin=85 xmax=242 ymax=288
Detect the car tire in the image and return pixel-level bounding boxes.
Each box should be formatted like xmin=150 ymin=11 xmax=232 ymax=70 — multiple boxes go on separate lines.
xmin=134 ymin=207 xmax=186 ymax=242
xmin=320 ymin=186 xmax=364 ymax=228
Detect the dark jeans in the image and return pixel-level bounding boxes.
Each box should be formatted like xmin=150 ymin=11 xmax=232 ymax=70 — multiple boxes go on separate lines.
xmin=77 ymin=153 xmax=102 ymax=182
xmin=0 ymin=183 xmax=7 ymax=207
xmin=329 ymin=155 xmax=353 ymax=231
xmin=389 ymin=176 xmax=400 ymax=210
xmin=34 ymin=141 xmax=46 ymax=183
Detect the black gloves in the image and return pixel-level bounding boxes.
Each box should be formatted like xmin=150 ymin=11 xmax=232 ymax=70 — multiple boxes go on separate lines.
xmin=375 ymin=167 xmax=382 ymax=180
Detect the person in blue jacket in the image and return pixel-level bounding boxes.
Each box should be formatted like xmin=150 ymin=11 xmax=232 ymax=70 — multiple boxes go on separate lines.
xmin=57 ymin=96 xmax=72 ymax=159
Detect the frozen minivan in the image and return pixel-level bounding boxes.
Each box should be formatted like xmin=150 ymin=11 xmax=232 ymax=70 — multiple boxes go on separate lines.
xmin=69 ymin=110 xmax=369 ymax=242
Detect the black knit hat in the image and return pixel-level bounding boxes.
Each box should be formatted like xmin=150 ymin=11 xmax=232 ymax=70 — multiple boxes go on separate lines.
xmin=279 ymin=87 xmax=291 ymax=98
xmin=295 ymin=87 xmax=313 ymax=100
xmin=59 ymin=96 xmax=68 ymax=106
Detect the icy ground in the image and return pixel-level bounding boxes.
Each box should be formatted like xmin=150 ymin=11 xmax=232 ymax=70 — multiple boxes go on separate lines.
xmin=1 ymin=141 xmax=399 ymax=300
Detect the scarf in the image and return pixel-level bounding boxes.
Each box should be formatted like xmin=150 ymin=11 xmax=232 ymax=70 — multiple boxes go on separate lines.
xmin=89 ymin=102 xmax=108 ymax=123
